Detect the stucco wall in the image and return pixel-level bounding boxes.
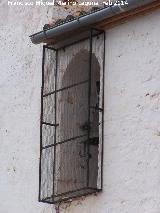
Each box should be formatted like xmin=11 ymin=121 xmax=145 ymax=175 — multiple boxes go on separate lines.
xmin=0 ymin=2 xmax=160 ymax=213
xmin=61 ymin=9 xmax=160 ymax=213
xmin=0 ymin=2 xmax=68 ymax=213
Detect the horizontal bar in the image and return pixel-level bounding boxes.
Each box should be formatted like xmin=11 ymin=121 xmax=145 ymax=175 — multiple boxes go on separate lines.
xmin=90 ymin=106 xmax=103 ymax=112
xmin=91 ymin=27 xmax=105 ymax=34
xmin=42 ymin=134 xmax=87 ymax=149
xmin=55 ymin=187 xmax=89 ymax=197
xmin=54 ymin=189 xmax=101 ymax=204
xmin=40 ymin=196 xmax=53 ymax=204
xmin=44 ymin=45 xmax=57 ymax=51
xmin=55 ymin=187 xmax=99 ymax=197
xmin=40 ymin=188 xmax=102 ymax=204
xmin=43 ymin=79 xmax=89 ymax=97
xmin=42 ymin=122 xmax=59 ymax=127
xmin=56 ymin=31 xmax=104 ymax=50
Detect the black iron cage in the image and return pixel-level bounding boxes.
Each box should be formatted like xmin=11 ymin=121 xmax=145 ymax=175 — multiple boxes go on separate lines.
xmin=39 ymin=28 xmax=105 ymax=204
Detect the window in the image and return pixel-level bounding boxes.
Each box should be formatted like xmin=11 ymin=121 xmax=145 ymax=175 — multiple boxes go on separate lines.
xmin=39 ymin=29 xmax=105 ymax=204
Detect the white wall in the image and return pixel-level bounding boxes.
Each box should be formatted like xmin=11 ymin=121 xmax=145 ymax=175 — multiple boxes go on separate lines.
xmin=0 ymin=2 xmax=68 ymax=213
xmin=0 ymin=2 xmax=160 ymax=213
xmin=61 ymin=9 xmax=160 ymax=213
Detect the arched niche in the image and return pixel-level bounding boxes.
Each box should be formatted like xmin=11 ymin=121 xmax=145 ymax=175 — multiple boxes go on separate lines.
xmin=55 ymin=49 xmax=101 ymax=196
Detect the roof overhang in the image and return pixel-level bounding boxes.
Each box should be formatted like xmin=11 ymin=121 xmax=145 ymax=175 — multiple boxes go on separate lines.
xmin=29 ymin=0 xmax=160 ymax=45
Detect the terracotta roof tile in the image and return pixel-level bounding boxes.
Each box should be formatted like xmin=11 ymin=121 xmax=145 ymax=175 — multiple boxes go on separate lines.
xmin=43 ymin=2 xmax=106 ymax=30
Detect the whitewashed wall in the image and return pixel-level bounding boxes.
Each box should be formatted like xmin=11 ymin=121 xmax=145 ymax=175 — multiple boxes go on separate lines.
xmin=60 ymin=9 xmax=160 ymax=213
xmin=0 ymin=2 xmax=160 ymax=213
xmin=0 ymin=2 xmax=68 ymax=213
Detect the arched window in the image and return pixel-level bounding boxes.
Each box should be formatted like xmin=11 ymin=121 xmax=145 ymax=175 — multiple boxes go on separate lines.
xmin=40 ymin=30 xmax=105 ymax=203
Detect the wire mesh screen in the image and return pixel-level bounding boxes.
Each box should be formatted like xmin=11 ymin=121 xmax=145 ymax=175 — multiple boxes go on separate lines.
xmin=39 ymin=29 xmax=105 ymax=204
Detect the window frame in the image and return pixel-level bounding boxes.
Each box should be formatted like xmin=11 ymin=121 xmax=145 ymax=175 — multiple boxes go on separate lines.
xmin=39 ymin=28 xmax=105 ymax=204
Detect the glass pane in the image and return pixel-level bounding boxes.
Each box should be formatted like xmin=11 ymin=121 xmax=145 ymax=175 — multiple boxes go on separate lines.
xmin=56 ymin=82 xmax=89 ymax=143
xmin=43 ymin=48 xmax=56 ymax=94
xmin=42 ymin=124 xmax=55 ymax=148
xmin=54 ymin=136 xmax=88 ymax=195
xmin=57 ymin=39 xmax=90 ymax=90
xmin=40 ymin=147 xmax=54 ymax=201
xmin=43 ymin=94 xmax=55 ymax=124
xmin=92 ymin=34 xmax=104 ymax=109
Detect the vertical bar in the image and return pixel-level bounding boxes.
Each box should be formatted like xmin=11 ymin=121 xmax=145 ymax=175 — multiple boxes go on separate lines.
xmin=87 ymin=28 xmax=93 ymax=187
xmin=101 ymin=31 xmax=105 ymax=190
xmin=39 ymin=45 xmax=45 ymax=201
xmin=52 ymin=49 xmax=58 ymax=202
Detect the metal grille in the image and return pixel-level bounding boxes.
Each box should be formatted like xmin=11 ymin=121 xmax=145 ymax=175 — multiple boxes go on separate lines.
xmin=39 ymin=29 xmax=105 ymax=204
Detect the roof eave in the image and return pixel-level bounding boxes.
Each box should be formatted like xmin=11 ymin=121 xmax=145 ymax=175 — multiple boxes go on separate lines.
xmin=29 ymin=0 xmax=159 ymax=45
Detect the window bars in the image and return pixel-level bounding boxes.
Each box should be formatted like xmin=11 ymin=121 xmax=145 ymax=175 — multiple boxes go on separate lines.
xmin=39 ymin=28 xmax=105 ymax=204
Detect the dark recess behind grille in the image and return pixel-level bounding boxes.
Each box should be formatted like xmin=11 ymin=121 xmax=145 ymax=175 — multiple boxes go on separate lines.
xmin=39 ymin=28 xmax=105 ymax=204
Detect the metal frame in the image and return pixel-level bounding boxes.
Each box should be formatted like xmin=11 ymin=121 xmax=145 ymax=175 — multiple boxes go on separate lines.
xmin=39 ymin=28 xmax=105 ymax=204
